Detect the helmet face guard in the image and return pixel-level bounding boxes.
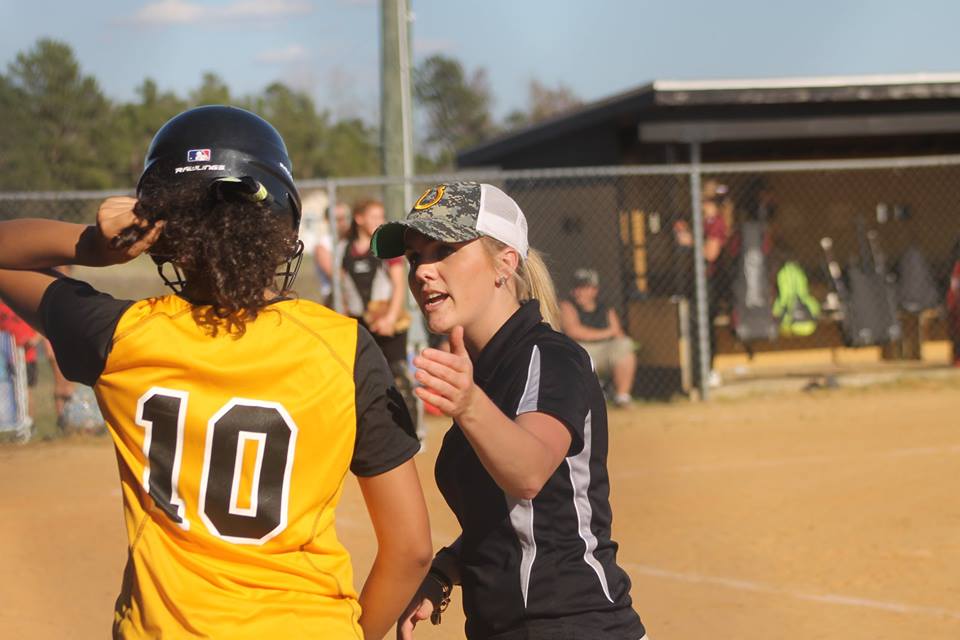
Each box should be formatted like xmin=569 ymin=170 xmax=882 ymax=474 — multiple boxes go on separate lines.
xmin=155 ymin=239 xmax=304 ymax=297
xmin=138 ymin=105 xmax=304 ymax=295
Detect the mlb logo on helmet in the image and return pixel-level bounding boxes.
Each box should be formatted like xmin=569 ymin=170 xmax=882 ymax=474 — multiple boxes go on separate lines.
xmin=187 ymin=148 xmax=212 ymax=162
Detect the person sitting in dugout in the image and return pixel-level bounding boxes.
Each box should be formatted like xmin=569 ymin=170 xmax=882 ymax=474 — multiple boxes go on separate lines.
xmin=559 ymin=268 xmax=637 ymax=407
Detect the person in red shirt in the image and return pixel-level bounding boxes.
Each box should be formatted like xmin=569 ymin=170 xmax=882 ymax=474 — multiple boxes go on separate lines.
xmin=0 ymin=301 xmax=42 ymax=418
xmin=947 ymin=242 xmax=960 ymax=367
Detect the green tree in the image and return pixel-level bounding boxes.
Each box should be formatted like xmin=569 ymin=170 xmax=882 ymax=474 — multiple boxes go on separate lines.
xmin=249 ymin=82 xmax=329 ymax=179
xmin=190 ymin=72 xmax=232 ymax=106
xmin=115 ymin=78 xmax=188 ymax=184
xmin=0 ymin=39 xmax=396 ymax=192
xmin=414 ymin=54 xmax=496 ymax=167
xmin=0 ymin=38 xmax=115 ymax=190
xmin=324 ymin=117 xmax=380 ymax=177
xmin=250 ymin=83 xmax=381 ymax=179
xmin=503 ymin=79 xmax=582 ymax=131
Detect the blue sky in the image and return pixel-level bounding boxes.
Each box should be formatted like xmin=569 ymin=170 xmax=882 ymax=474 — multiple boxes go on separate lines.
xmin=2 ymin=0 xmax=959 ymax=123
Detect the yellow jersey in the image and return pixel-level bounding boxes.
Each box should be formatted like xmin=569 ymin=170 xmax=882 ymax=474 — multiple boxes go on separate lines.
xmin=41 ymin=280 xmax=419 ymax=639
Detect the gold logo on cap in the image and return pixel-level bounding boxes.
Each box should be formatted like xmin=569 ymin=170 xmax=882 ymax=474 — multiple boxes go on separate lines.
xmin=414 ymin=185 xmax=445 ymax=210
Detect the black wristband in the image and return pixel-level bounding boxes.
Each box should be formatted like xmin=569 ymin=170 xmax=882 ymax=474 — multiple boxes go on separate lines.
xmin=426 ymin=568 xmax=452 ymax=625
xmin=428 ymin=567 xmax=453 ymax=592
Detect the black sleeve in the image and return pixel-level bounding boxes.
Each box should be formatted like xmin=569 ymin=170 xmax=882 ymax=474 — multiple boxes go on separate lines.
xmin=518 ymin=341 xmax=590 ymax=455
xmin=351 ymin=325 xmax=420 ymax=476
xmin=39 ymin=277 xmax=134 ymax=386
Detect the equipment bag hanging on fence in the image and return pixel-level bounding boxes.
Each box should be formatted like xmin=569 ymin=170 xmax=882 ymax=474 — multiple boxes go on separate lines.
xmin=772 ymin=261 xmax=821 ymax=337
xmin=897 ymin=246 xmax=940 ymax=313
xmin=730 ymin=220 xmax=778 ymax=343
xmin=821 ymin=220 xmax=901 ymax=347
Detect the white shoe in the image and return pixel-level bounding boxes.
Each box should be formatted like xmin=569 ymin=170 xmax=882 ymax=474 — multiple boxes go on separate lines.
xmin=612 ymin=393 xmax=632 ymax=408
xmin=708 ymin=370 xmax=722 ymax=388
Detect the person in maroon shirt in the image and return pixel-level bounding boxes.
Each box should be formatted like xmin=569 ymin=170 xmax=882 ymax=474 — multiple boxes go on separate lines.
xmin=674 ymin=180 xmax=732 ymax=386
xmin=947 ymin=241 xmax=960 ymax=367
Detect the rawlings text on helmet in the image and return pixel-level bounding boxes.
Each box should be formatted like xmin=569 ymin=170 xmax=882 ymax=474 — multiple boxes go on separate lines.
xmin=173 ymin=164 xmax=226 ymax=174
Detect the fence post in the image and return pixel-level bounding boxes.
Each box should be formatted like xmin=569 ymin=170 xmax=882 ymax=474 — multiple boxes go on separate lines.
xmin=689 ymin=143 xmax=711 ymax=400
xmin=327 ymin=178 xmax=343 ymax=314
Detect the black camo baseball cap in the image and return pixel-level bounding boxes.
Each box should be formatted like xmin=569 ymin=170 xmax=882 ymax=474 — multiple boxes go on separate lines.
xmin=371 ymin=182 xmax=529 ymax=259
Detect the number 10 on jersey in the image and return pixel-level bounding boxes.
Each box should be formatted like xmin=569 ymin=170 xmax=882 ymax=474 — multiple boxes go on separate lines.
xmin=135 ymin=387 xmax=298 ymax=545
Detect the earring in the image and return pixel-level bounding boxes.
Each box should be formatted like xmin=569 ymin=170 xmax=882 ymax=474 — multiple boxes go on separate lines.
xmin=495 ymin=275 xmax=507 ymax=287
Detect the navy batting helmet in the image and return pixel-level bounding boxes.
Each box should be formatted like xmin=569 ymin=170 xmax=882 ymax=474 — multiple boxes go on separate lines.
xmin=138 ymin=105 xmax=301 ymax=229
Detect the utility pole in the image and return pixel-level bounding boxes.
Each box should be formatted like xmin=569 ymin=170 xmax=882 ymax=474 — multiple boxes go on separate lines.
xmin=381 ymin=0 xmax=414 ymax=222
xmin=381 ymin=0 xmax=425 ymax=441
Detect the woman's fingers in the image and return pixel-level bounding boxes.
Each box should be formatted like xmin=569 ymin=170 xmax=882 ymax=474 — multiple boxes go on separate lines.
xmin=418 ymin=347 xmax=469 ymax=372
xmin=413 ymin=598 xmax=434 ymax=621
xmin=98 ymin=196 xmax=139 ymax=236
xmin=414 ymin=367 xmax=459 ymax=399
xmin=397 ymin=597 xmax=433 ymax=639
xmin=127 ymin=221 xmax=165 ymax=257
xmin=448 ymin=325 xmax=467 ymax=356
xmin=413 ymin=354 xmax=465 ymax=385
xmin=97 ymin=196 xmax=165 ymax=260
xmin=397 ymin=616 xmax=414 ymax=640
xmin=414 ymin=387 xmax=453 ymax=415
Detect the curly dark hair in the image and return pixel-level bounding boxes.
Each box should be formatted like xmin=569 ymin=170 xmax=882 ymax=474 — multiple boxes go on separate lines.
xmin=135 ymin=178 xmax=299 ymax=336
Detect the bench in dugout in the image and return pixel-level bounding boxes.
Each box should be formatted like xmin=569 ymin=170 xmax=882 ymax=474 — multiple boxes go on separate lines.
xmin=624 ymin=297 xmax=948 ymax=401
xmin=713 ymin=306 xmax=949 ymax=359
xmin=0 ymin=330 xmax=31 ymax=442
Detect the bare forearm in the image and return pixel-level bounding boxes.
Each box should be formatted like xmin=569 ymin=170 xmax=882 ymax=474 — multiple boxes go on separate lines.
xmin=608 ymin=311 xmax=626 ymax=338
xmin=560 ymin=304 xmax=614 ymax=341
xmin=0 ymin=268 xmax=62 ymax=332
xmin=314 ymin=246 xmax=333 ymax=277
xmin=359 ymin=553 xmax=430 ymax=639
xmin=704 ymin=238 xmax=723 ymax=263
xmin=564 ymin=324 xmax=614 ymax=341
xmin=386 ymin=264 xmax=406 ymax=318
xmin=0 ymin=220 xmax=94 ymax=270
xmin=457 ymin=394 xmax=560 ymax=499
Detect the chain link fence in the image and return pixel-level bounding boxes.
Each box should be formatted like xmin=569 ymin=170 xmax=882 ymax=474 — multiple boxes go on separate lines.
xmin=3 ymin=155 xmax=959 ymax=402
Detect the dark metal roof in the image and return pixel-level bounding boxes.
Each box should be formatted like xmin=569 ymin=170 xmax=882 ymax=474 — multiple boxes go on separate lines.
xmin=457 ymin=73 xmax=960 ymax=166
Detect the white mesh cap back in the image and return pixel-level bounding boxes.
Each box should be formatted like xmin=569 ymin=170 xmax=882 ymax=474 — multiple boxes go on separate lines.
xmin=475 ymin=184 xmax=529 ymax=258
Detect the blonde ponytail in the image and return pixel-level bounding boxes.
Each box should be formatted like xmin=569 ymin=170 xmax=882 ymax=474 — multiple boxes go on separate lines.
xmin=517 ymin=248 xmax=560 ymax=329
xmin=481 ymin=237 xmax=561 ymax=329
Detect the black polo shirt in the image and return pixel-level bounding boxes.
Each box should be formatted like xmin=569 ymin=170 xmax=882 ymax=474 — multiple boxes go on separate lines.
xmin=435 ymin=300 xmax=645 ymax=639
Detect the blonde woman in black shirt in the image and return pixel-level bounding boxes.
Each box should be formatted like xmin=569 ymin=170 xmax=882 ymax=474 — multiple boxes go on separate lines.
xmin=373 ymin=183 xmax=647 ymax=640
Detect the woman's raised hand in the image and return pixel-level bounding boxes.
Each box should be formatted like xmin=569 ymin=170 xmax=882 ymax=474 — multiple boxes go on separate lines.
xmin=413 ymin=326 xmax=476 ymax=420
xmin=84 ymin=196 xmax=164 ymax=266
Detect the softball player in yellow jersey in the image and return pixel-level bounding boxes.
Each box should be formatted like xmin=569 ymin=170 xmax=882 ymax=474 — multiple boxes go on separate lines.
xmin=0 ymin=106 xmax=432 ymax=639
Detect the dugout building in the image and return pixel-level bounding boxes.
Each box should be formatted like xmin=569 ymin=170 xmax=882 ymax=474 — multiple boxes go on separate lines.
xmin=457 ymin=74 xmax=960 ymax=395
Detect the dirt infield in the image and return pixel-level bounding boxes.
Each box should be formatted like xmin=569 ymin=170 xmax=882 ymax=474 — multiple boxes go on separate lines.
xmin=2 ymin=378 xmax=958 ymax=639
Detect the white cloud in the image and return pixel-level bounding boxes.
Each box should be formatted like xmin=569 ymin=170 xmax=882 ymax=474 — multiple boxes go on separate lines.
xmin=130 ymin=0 xmax=312 ymax=26
xmin=336 ymin=0 xmax=375 ymax=6
xmin=131 ymin=0 xmax=204 ymax=25
xmin=220 ymin=0 xmax=312 ymax=20
xmin=256 ymin=44 xmax=309 ymax=63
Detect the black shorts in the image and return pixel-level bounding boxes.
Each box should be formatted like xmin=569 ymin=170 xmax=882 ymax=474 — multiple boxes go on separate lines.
xmin=26 ymin=361 xmax=38 ymax=387
xmin=354 ymin=317 xmax=408 ymax=366
xmin=486 ymin=621 xmax=645 ymax=640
